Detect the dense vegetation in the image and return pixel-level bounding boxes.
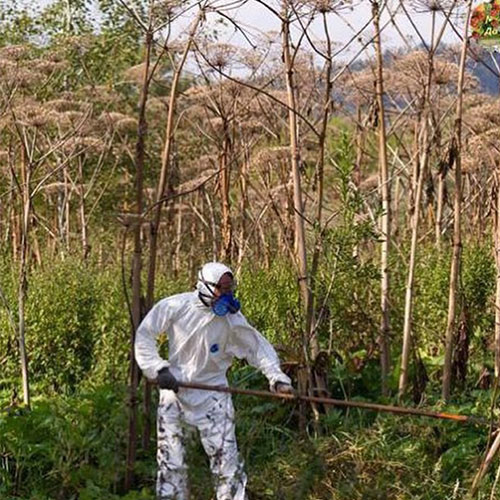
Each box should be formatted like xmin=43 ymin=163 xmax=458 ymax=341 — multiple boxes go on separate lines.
xmin=2 ymin=0 xmax=500 ymax=498
xmin=0 ymin=249 xmax=498 ymax=498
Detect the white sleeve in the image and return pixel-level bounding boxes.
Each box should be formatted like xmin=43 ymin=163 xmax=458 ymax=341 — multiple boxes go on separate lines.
xmin=134 ymin=298 xmax=173 ymax=380
xmin=227 ymin=313 xmax=291 ymax=390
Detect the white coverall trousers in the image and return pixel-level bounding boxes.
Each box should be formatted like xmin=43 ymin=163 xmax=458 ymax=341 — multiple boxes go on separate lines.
xmin=156 ymin=392 xmax=247 ymax=500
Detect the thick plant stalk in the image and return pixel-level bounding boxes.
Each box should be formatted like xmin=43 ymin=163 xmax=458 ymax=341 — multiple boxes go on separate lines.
xmin=432 ymin=1 xmax=460 ymax=250
xmin=281 ymin=3 xmax=319 ymax=425
xmin=354 ymin=104 xmax=365 ymax=186
xmin=399 ymin=123 xmax=429 ymax=397
xmin=220 ymin=122 xmax=232 ymax=261
xmin=490 ymin=462 xmax=500 ymax=500
xmin=145 ymin=9 xmax=205 ymax=309
xmin=307 ymin=10 xmax=334 ymax=402
xmin=282 ymin=10 xmax=311 ymax=326
xmin=64 ymin=166 xmax=71 ymax=251
xmin=495 ymin=173 xmax=500 ymax=379
xmin=10 ymin=173 xmax=18 ymax=261
xmin=399 ymin=12 xmax=438 ymax=397
xmin=308 ymin=11 xmax=333 ymax=341
xmin=77 ymin=157 xmax=89 ymax=259
xmin=56 ymin=170 xmax=65 ymax=252
xmin=139 ymin=10 xmax=205 ymax=460
xmin=435 ymin=168 xmax=445 ymax=249
xmin=205 ymin=189 xmax=218 ymax=260
xmin=442 ymin=0 xmax=473 ymax=402
xmin=6 ymin=160 xmax=15 ymax=255
xmin=174 ymin=206 xmax=183 ymax=275
xmin=125 ymin=25 xmax=153 ymax=491
xmin=471 ymin=431 xmax=500 ymax=496
xmin=236 ymin=141 xmax=249 ymax=268
xmin=372 ymin=0 xmax=391 ymax=395
xmin=18 ymin=144 xmax=31 ymax=408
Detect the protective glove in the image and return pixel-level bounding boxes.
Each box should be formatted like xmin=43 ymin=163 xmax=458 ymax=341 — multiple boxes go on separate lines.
xmin=274 ymin=382 xmax=296 ymax=395
xmin=157 ymin=367 xmax=179 ymax=393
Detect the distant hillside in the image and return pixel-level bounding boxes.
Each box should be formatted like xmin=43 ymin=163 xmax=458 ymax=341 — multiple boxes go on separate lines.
xmin=352 ymin=45 xmax=500 ymax=95
xmin=469 ymin=50 xmax=500 ymax=95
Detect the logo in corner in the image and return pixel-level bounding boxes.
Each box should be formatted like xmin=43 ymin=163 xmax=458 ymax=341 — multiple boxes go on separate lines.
xmin=471 ymin=1 xmax=500 ymax=51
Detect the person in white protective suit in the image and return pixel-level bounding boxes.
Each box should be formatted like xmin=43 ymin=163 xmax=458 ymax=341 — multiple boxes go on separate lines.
xmin=134 ymin=262 xmax=294 ymax=500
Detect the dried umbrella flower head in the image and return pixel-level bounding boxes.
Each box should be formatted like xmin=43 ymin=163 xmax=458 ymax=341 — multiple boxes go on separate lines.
xmin=182 ymin=81 xmax=244 ymax=111
xmin=253 ymin=146 xmax=291 ymax=168
xmin=240 ymin=49 xmax=266 ymax=72
xmin=464 ymin=100 xmax=500 ymax=134
xmin=100 ymin=112 xmax=138 ymax=134
xmin=115 ymin=117 xmax=138 ymax=133
xmin=0 ymin=59 xmax=40 ymax=88
xmin=387 ymin=51 xmax=477 ymax=96
xmin=61 ymin=136 xmax=106 ymax=155
xmin=34 ymin=59 xmax=68 ymax=75
xmin=308 ymin=0 xmax=357 ymax=13
xmin=56 ymin=110 xmax=86 ymax=126
xmin=183 ymin=85 xmax=207 ymax=99
xmin=463 ymin=128 xmax=500 ymax=173
xmin=150 ymin=38 xmax=186 ymax=61
xmin=236 ymin=117 xmax=264 ymax=134
xmin=123 ymin=63 xmax=149 ymax=85
xmin=98 ymin=111 xmax=136 ymax=129
xmin=44 ymin=98 xmax=84 ymax=113
xmin=409 ymin=0 xmax=459 ymax=13
xmin=0 ymin=45 xmax=30 ymax=61
xmin=57 ymin=35 xmax=94 ymax=54
xmin=11 ymin=101 xmax=50 ymax=127
xmin=79 ymin=85 xmax=118 ymax=106
xmin=46 ymin=108 xmax=97 ymax=136
xmin=286 ymin=0 xmax=357 ymax=13
xmin=201 ymin=43 xmax=239 ymax=71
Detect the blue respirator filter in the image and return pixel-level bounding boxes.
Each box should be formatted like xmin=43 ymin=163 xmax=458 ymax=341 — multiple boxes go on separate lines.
xmin=212 ymin=293 xmax=241 ymax=316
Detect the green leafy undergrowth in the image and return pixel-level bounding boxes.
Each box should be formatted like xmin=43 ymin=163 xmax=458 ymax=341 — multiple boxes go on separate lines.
xmin=1 ymin=383 xmax=499 ymax=499
xmin=0 ymin=384 xmax=147 ymax=499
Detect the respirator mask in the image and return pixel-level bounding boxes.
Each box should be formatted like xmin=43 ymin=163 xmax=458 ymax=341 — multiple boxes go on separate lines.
xmin=211 ymin=292 xmax=241 ymax=316
xmin=197 ymin=263 xmax=241 ymax=316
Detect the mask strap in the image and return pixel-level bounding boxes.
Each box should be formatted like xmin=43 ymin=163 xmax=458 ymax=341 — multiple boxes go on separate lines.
xmin=198 ymin=292 xmax=212 ymax=307
xmin=200 ymin=270 xmax=218 ymax=298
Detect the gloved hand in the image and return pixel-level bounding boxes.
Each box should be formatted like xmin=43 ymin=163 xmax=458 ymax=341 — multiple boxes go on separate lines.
xmin=275 ymin=382 xmax=296 ymax=395
xmin=157 ymin=367 xmax=179 ymax=392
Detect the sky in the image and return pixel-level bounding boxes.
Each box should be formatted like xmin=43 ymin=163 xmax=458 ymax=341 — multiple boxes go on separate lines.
xmin=190 ymin=0 xmax=469 ymax=60
xmin=26 ymin=0 xmax=473 ymax=63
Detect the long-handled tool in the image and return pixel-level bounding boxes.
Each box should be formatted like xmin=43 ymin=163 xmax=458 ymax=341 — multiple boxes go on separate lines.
xmin=178 ymin=381 xmax=496 ymax=428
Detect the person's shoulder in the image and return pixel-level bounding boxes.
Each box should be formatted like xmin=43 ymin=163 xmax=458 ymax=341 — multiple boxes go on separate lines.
xmin=154 ymin=291 xmax=195 ymax=311
xmin=227 ymin=310 xmax=250 ymax=328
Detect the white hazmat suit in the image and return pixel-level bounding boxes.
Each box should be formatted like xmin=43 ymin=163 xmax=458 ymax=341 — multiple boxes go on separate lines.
xmin=135 ymin=262 xmax=292 ymax=500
